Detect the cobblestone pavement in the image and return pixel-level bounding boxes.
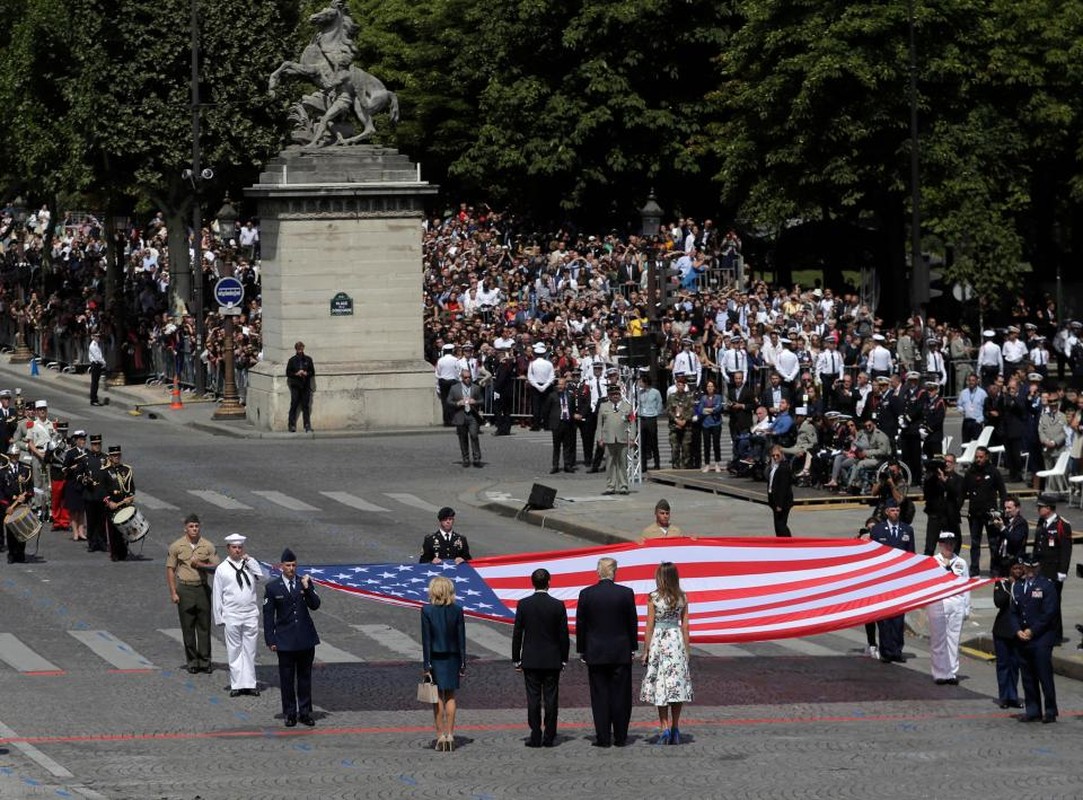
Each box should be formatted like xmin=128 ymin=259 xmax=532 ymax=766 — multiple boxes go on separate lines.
xmin=1 ymin=362 xmax=1081 ymax=799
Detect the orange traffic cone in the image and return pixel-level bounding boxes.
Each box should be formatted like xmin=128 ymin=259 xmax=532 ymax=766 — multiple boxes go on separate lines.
xmin=170 ymin=375 xmax=184 ymax=409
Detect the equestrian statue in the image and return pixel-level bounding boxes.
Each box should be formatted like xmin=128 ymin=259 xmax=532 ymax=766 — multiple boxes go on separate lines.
xmin=269 ymin=0 xmax=399 ymax=147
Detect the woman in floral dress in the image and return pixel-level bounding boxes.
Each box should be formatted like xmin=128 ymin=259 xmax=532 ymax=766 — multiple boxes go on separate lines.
xmin=640 ymin=561 xmax=692 ymax=744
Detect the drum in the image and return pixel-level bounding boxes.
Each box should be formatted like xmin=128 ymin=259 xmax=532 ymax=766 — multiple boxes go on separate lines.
xmin=5 ymin=506 xmax=41 ymax=542
xmin=112 ymin=506 xmax=150 ymax=544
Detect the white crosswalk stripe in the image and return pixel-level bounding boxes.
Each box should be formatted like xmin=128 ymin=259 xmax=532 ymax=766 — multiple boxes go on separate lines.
xmin=137 ymin=491 xmax=180 ymax=510
xmin=383 ymin=493 xmax=441 ymax=513
xmin=465 ymin=624 xmax=514 ymax=659
xmin=314 ymin=642 xmax=364 ymax=664
xmin=251 ymin=490 xmax=320 ymax=512
xmin=0 ymin=620 xmax=932 ymax=675
xmin=159 ymin=627 xmax=227 ymax=661
xmin=0 ymin=632 xmax=63 ymax=673
xmin=187 ymin=489 xmax=254 ymax=510
xmin=320 ymin=491 xmax=391 ymax=513
xmin=352 ymin=624 xmax=424 ymax=660
xmin=69 ymin=630 xmax=156 ymax=670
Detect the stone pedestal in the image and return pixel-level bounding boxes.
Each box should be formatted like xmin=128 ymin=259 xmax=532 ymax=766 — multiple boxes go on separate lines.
xmin=245 ymin=146 xmax=440 ymax=431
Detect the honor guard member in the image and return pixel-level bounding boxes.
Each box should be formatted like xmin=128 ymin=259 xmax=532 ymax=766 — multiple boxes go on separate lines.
xmin=62 ymin=431 xmax=89 ymax=544
xmin=581 ymin=361 xmax=607 ymax=471
xmin=1013 ymin=554 xmax=1059 ymax=722
xmin=865 ymin=334 xmax=894 ymax=379
xmin=1032 ymin=494 xmax=1072 ymax=644
xmin=49 ymin=421 xmax=72 ymax=533
xmin=527 ymin=342 xmax=556 ymax=431
xmin=102 ymin=444 xmax=135 ymax=562
xmin=263 ymin=547 xmax=322 ymax=727
xmin=870 ymin=499 xmax=915 ymax=662
xmin=927 ymin=532 xmax=970 ymax=685
xmin=1029 ymin=336 xmax=1050 ymax=378
xmin=435 ymin=343 xmax=460 ymax=427
xmin=925 ymin=339 xmax=948 ymax=389
xmin=166 ymin=514 xmax=220 ymax=673
xmin=1002 ymin=326 xmax=1028 ymax=374
xmin=81 ymin=434 xmax=110 ymax=553
xmin=420 ymin=506 xmax=472 ymax=565
xmin=977 ymin=330 xmax=1003 ymax=387
xmin=0 ymin=390 xmax=17 ymax=452
xmin=2 ymin=444 xmax=35 ymax=563
xmin=212 ymin=533 xmax=264 ymax=696
xmin=14 ymin=400 xmax=56 ymax=522
xmin=922 ymin=377 xmax=946 ymax=458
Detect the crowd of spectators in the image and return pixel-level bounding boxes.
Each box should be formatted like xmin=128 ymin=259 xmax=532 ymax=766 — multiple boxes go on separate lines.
xmin=421 ymin=203 xmax=1082 ymax=502
xmin=0 ymin=202 xmax=262 ymax=397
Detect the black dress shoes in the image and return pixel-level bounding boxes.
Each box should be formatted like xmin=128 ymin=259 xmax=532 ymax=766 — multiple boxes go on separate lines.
xmin=1042 ymin=715 xmax=1057 ymax=724
xmin=550 ymin=467 xmax=560 ymax=474
xmin=229 ymin=689 xmax=242 ymax=697
xmin=285 ymin=716 xmax=298 ymax=727
xmin=563 ymin=466 xmax=576 ymax=473
xmin=299 ymin=715 xmax=315 ymax=726
xmin=247 ymin=688 xmax=260 ymax=697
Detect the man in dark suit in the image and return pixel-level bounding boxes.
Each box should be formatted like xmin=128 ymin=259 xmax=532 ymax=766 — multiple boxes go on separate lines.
xmin=766 ymin=444 xmax=793 ymax=537
xmin=576 ymin=557 xmax=638 ymax=747
xmin=759 ymin=371 xmax=794 ymax=417
xmin=285 ymin=341 xmax=316 ymax=433
xmin=869 ymin=499 xmax=916 ymax=663
xmin=1012 ymin=554 xmax=1059 ymax=722
xmin=726 ymin=370 xmax=756 ymax=457
xmin=543 ymin=376 xmax=580 ymax=473
xmin=511 ymin=568 xmax=570 ymax=747
xmin=263 ymin=547 xmax=322 ymax=727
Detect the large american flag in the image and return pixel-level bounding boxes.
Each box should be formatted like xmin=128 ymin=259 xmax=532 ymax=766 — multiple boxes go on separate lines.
xmin=296 ymin=538 xmax=991 ymax=644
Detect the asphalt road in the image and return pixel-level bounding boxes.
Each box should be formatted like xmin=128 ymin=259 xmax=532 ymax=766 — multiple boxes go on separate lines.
xmin=1 ymin=382 xmax=1082 ymax=799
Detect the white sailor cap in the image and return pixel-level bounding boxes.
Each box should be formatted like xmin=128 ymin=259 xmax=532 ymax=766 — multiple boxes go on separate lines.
xmin=532 ymin=343 xmax=547 ymax=354
xmin=442 ymin=343 xmax=455 ymax=351
xmin=223 ymin=533 xmax=247 ymax=545
xmin=872 ymin=334 xmax=885 ymax=342
xmin=982 ymin=329 xmax=995 ymax=338
xmin=938 ymin=531 xmax=955 ymax=542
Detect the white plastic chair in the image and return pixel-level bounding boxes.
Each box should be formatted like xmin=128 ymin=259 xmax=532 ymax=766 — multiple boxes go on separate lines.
xmin=1036 ymin=451 xmax=1071 ymax=495
xmin=1069 ymin=474 xmax=1083 ymax=509
xmin=956 ymin=440 xmax=980 ymax=467
xmin=942 ymin=435 xmax=953 ymax=455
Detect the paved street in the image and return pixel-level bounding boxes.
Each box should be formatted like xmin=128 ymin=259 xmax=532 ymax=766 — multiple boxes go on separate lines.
xmin=0 ymin=366 xmax=1082 ymax=799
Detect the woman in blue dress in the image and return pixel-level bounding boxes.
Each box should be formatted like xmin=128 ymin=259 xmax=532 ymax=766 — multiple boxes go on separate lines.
xmin=421 ymin=575 xmax=466 ymax=750
xmin=640 ymin=562 xmax=693 ymax=744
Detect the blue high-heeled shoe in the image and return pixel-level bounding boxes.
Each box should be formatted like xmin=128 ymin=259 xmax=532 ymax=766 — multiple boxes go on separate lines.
xmin=670 ymin=728 xmax=681 ymax=745
xmin=656 ymin=728 xmax=670 ymax=745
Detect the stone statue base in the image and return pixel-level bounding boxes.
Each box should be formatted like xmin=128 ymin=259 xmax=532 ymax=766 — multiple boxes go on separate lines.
xmin=244 ymin=145 xmax=439 ymax=431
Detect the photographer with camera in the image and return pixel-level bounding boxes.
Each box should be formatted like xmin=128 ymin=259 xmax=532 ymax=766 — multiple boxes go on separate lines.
xmin=989 ymin=496 xmax=1028 ymax=578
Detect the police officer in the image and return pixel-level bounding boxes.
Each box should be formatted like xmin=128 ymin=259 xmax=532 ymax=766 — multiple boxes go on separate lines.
xmin=1012 ymin=554 xmax=1059 ymax=722
xmin=419 ymin=507 xmax=472 ymax=564
xmin=103 ymin=444 xmax=135 ymax=562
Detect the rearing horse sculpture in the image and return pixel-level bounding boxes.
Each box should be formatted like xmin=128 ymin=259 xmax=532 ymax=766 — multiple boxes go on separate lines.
xmin=269 ymin=0 xmax=399 ymax=146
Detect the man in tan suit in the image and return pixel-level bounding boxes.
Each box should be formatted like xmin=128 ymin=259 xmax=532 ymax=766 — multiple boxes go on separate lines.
xmin=597 ymin=384 xmax=633 ymax=495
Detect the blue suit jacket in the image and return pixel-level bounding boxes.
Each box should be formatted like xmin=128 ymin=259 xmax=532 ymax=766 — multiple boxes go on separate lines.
xmin=421 ymin=603 xmax=466 ymax=670
xmin=1012 ymin=574 xmax=1058 ymax=647
xmin=263 ymin=576 xmax=321 ymax=651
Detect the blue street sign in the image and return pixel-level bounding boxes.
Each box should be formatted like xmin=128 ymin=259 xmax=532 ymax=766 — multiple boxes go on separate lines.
xmin=214 ymin=276 xmax=245 ymax=308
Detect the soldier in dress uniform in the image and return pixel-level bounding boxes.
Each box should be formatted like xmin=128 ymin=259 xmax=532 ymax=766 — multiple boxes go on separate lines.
xmin=0 ymin=390 xmax=18 ymax=453
xmin=102 ymin=444 xmax=135 ymax=562
xmin=1032 ymin=494 xmax=1072 ymax=645
xmin=62 ymin=431 xmax=89 ymax=544
xmin=81 ymin=434 xmax=109 ymax=553
xmin=2 ymin=444 xmax=35 ymax=563
xmin=49 ymin=420 xmax=72 ymax=533
xmin=419 ymin=506 xmax=472 ymax=564
xmin=1012 ymin=554 xmax=1059 ymax=722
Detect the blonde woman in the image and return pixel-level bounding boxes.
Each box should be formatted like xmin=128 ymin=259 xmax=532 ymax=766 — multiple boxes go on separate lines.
xmin=421 ymin=576 xmax=466 ymax=751
xmin=640 ymin=562 xmax=692 ymax=744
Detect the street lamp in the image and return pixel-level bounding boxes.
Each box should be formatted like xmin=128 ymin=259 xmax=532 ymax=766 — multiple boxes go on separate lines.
xmin=212 ymin=196 xmax=245 ymax=420
xmin=10 ymin=196 xmax=32 ymax=364
xmin=639 ymin=190 xmax=663 ymax=237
